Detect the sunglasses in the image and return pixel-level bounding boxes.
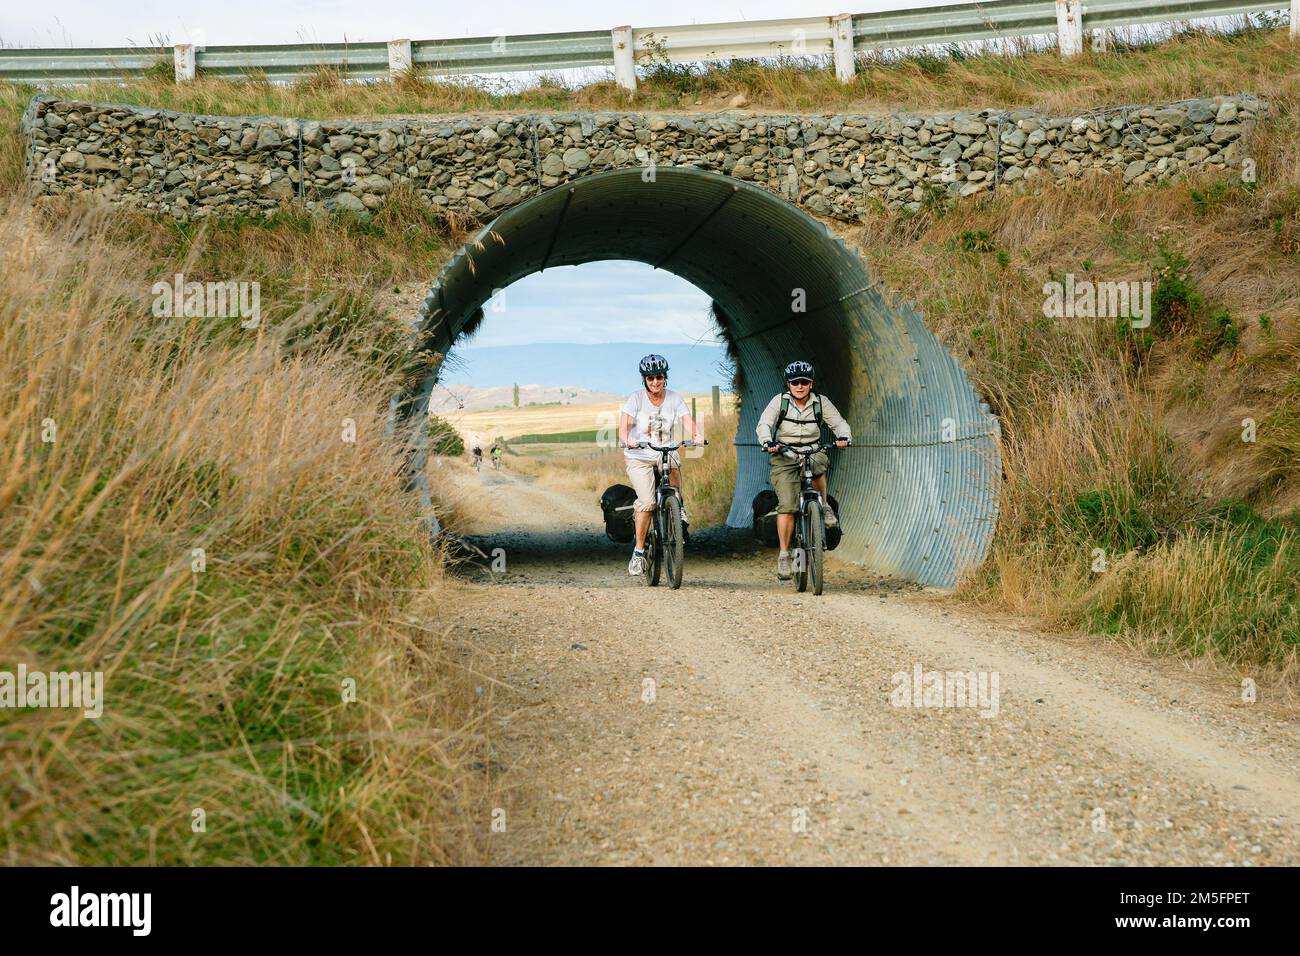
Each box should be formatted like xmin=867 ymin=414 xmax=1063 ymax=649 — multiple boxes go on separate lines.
xmin=643 ymin=373 xmax=666 ymax=381
xmin=789 ymin=378 xmax=812 ymax=386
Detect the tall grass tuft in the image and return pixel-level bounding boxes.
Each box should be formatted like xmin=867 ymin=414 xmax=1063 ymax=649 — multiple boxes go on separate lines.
xmin=0 ymin=197 xmax=492 ymax=864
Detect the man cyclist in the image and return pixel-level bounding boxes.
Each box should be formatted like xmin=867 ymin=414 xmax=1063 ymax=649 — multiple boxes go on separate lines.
xmin=471 ymin=443 xmax=484 ymax=470
xmin=757 ymin=360 xmax=851 ymax=581
xmin=490 ymin=440 xmax=504 ymax=470
xmin=619 ymin=354 xmax=704 ymax=576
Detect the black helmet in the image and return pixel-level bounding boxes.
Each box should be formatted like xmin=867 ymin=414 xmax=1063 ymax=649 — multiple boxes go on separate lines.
xmin=784 ymin=360 xmax=815 ymax=381
xmin=639 ymin=353 xmax=670 ymax=376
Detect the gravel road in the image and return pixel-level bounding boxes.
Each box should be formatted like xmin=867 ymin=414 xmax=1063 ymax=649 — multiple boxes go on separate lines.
xmin=442 ymin=467 xmax=1299 ymax=866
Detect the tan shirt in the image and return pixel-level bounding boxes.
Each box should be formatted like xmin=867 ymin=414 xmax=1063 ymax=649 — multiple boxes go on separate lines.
xmin=756 ymin=392 xmax=852 ymax=446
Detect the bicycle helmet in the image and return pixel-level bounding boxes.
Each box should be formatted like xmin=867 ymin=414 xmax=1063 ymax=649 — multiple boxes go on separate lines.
xmin=784 ymin=360 xmax=815 ymax=382
xmin=639 ymin=354 xmax=670 ymax=377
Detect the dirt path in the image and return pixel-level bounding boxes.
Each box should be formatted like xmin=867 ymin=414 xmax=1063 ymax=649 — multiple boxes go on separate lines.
xmin=442 ymin=468 xmax=1299 ymax=866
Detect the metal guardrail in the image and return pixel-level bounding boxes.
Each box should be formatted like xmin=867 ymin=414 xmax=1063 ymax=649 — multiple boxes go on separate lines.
xmin=633 ymin=16 xmax=840 ymax=61
xmin=0 ymin=2 xmax=1292 ymax=88
xmin=852 ymin=0 xmax=1061 ymax=49
xmin=412 ymin=31 xmax=614 ymax=75
xmin=1080 ymin=0 xmax=1285 ymax=29
xmin=194 ymin=42 xmax=389 ymax=83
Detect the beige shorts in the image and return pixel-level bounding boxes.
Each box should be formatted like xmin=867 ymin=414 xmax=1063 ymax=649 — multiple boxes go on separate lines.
xmin=626 ymin=454 xmax=679 ymax=513
xmin=771 ymin=451 xmax=828 ymax=514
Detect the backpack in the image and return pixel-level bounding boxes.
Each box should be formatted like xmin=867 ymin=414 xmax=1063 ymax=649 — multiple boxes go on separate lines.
xmin=774 ymin=394 xmax=823 ymax=437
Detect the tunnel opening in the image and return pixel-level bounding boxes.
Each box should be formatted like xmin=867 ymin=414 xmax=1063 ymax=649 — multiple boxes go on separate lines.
xmin=398 ymin=167 xmax=1000 ymax=588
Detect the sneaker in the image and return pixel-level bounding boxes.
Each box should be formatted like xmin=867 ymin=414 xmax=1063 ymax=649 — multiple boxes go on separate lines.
xmin=776 ymin=551 xmax=792 ymax=580
xmin=824 ymin=508 xmax=838 ymax=529
xmin=628 ymin=552 xmax=646 ymax=576
xmin=680 ymin=504 xmax=690 ymax=526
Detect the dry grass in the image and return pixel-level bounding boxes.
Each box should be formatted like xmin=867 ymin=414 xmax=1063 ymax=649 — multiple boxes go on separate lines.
xmin=0 ymin=197 xmax=495 ymax=864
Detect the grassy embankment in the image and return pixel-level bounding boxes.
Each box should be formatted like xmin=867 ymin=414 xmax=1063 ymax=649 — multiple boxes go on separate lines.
xmin=0 ymin=86 xmax=502 ymax=860
xmin=839 ymin=34 xmax=1300 ymax=672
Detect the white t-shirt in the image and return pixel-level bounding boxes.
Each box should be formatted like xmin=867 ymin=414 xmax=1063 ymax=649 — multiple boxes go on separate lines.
xmin=622 ymin=389 xmax=689 ymax=462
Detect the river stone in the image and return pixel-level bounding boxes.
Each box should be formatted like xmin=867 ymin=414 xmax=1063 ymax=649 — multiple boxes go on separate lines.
xmin=541 ymin=152 xmax=565 ymax=176
xmin=562 ymin=147 xmax=591 ymax=171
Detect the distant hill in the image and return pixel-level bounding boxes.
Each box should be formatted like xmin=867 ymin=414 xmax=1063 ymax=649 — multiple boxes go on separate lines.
xmin=428 ymin=383 xmax=621 ymax=413
xmin=440 ymin=342 xmax=732 ymax=393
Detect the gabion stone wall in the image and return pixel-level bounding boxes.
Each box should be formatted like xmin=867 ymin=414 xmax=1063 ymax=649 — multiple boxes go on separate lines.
xmin=24 ymin=93 xmax=1265 ymax=222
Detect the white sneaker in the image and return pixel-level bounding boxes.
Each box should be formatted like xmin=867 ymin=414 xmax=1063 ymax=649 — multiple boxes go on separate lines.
xmin=680 ymin=505 xmax=690 ymax=526
xmin=628 ymin=552 xmax=646 ymax=576
xmin=824 ymin=508 xmax=838 ymax=528
xmin=776 ymin=551 xmax=792 ymax=580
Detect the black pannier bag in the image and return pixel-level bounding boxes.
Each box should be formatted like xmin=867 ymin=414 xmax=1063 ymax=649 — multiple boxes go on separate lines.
xmin=600 ymin=484 xmax=638 ymax=543
xmin=751 ymin=490 xmax=780 ymax=546
xmin=751 ymin=490 xmax=843 ymax=551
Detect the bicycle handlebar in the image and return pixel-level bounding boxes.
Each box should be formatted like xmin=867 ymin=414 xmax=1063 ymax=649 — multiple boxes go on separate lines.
xmin=770 ymin=439 xmax=846 ymax=457
xmin=635 ymin=439 xmax=708 ymax=452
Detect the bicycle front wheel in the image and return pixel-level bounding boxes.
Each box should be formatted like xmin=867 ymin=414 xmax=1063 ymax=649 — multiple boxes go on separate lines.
xmin=806 ymin=500 xmax=825 ymax=596
xmin=663 ymin=496 xmax=685 ymax=590
xmin=793 ymin=515 xmax=808 ymax=593
xmin=646 ymin=517 xmax=662 ymax=587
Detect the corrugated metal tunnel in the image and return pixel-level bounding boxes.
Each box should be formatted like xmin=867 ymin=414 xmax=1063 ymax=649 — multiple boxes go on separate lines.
xmin=401 ymin=167 xmax=1001 ymax=588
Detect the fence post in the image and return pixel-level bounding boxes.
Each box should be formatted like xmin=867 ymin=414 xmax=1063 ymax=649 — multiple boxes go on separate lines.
xmin=692 ymin=397 xmax=698 ymax=422
xmin=712 ymin=385 xmax=721 ymax=421
xmin=173 ymin=44 xmax=195 ymax=82
xmin=1055 ymin=0 xmax=1083 ymax=58
xmin=388 ymin=39 xmax=413 ymax=78
xmin=831 ymin=13 xmax=855 ymax=83
xmin=612 ymin=25 xmax=636 ymax=92
xmin=1292 ymin=0 xmax=1299 ymax=40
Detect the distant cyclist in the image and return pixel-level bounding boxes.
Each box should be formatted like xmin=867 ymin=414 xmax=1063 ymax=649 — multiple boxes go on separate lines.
xmin=490 ymin=441 xmax=504 ymax=470
xmin=471 ymin=444 xmax=483 ymax=471
xmin=619 ymin=354 xmax=704 ymax=576
xmin=757 ymin=360 xmax=851 ymax=580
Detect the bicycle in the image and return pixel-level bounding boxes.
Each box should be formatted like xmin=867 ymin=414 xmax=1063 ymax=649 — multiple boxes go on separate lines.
xmin=472 ymin=452 xmax=482 ymax=473
xmin=771 ymin=440 xmax=841 ymax=596
xmin=635 ymin=439 xmax=706 ymax=589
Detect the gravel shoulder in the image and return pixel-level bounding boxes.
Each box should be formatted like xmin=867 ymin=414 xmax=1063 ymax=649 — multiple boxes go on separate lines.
xmin=441 ymin=468 xmax=1299 ymax=866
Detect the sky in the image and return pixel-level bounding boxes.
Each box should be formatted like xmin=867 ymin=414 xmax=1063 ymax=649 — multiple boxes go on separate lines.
xmin=468 ymin=262 xmax=718 ymax=348
xmin=2 ymin=1 xmax=969 ymax=49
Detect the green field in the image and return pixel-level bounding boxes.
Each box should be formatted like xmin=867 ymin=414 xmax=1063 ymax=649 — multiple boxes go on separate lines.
xmin=509 ymin=429 xmax=603 ymax=445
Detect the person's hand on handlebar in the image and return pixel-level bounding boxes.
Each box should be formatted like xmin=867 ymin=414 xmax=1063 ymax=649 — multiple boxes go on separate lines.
xmin=834 ymin=437 xmax=851 ymax=449
xmin=764 ymin=441 xmax=782 ymax=454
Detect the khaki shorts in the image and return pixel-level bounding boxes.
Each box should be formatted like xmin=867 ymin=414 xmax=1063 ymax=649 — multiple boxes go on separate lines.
xmin=771 ymin=451 xmax=828 ymax=514
xmin=626 ymin=454 xmax=680 ymax=513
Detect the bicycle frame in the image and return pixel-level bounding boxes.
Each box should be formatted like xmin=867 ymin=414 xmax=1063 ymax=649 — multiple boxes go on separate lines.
xmin=777 ymin=440 xmax=835 ymax=505
xmin=635 ymin=439 xmax=704 ymax=588
xmin=772 ymin=440 xmax=837 ymax=593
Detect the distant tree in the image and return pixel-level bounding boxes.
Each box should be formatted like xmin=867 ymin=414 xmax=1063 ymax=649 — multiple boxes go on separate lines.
xmin=427 ymin=415 xmax=464 ymax=456
xmin=512 ymin=383 xmax=520 ymax=407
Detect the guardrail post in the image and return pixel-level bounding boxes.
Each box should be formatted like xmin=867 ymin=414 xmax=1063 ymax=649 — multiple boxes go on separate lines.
xmin=612 ymin=25 xmax=636 ymax=92
xmin=1055 ymin=0 xmax=1083 ymax=58
xmin=831 ymin=13 xmax=855 ymax=83
xmin=388 ymin=39 xmax=413 ymax=77
xmin=173 ymin=43 xmax=195 ymax=82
